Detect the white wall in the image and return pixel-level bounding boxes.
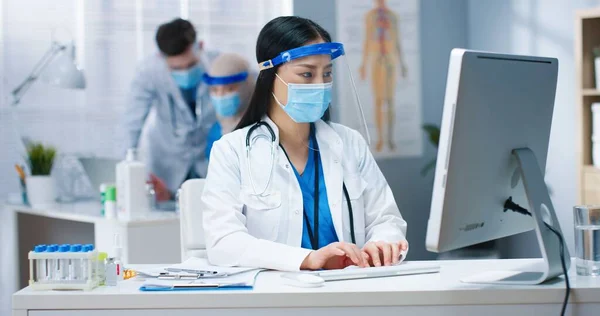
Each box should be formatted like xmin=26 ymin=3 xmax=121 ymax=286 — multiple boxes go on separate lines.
xmin=467 ymin=0 xmax=600 ymax=257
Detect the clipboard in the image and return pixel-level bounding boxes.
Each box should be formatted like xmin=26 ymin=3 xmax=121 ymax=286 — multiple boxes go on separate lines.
xmin=139 ymin=268 xmax=262 ymax=292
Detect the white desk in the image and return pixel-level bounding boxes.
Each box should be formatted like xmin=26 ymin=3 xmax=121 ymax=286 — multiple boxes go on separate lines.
xmin=12 ymin=259 xmax=600 ymax=316
xmin=4 ymin=200 xmax=181 ymax=291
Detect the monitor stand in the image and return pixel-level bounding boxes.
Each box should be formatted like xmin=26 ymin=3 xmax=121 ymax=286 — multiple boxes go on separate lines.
xmin=460 ymin=148 xmax=570 ymax=285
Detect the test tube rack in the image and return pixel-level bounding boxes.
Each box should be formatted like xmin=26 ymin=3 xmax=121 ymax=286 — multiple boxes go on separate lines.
xmin=28 ymin=250 xmax=100 ymax=291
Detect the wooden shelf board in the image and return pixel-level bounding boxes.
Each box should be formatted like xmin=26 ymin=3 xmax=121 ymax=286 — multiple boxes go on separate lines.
xmin=582 ymin=89 xmax=600 ymax=96
xmin=583 ymin=165 xmax=600 ymax=173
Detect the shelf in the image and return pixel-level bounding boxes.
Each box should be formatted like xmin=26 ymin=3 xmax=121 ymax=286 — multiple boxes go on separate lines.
xmin=584 ymin=165 xmax=600 ymax=171
xmin=582 ymin=89 xmax=600 ymax=96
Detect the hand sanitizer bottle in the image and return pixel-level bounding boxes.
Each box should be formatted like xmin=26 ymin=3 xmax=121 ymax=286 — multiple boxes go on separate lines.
xmin=116 ymin=148 xmax=149 ymax=220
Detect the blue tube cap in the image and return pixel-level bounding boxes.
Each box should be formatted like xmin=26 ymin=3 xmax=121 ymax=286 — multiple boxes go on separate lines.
xmin=58 ymin=245 xmax=70 ymax=252
xmin=69 ymin=245 xmax=81 ymax=252
xmin=34 ymin=245 xmax=47 ymax=252
xmin=85 ymin=244 xmax=94 ymax=251
xmin=46 ymin=245 xmax=58 ymax=252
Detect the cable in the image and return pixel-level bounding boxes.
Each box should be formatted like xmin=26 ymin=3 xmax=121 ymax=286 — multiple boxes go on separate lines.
xmin=504 ymin=197 xmax=570 ymax=316
xmin=546 ymin=223 xmax=570 ymax=316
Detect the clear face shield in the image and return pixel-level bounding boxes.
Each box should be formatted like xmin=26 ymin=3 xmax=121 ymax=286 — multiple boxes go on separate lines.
xmin=258 ymin=42 xmax=370 ymax=146
xmin=244 ymin=43 xmax=369 ymax=198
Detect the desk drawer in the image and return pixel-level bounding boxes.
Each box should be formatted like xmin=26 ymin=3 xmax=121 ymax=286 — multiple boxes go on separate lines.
xmin=25 ymin=304 xmax=600 ymax=316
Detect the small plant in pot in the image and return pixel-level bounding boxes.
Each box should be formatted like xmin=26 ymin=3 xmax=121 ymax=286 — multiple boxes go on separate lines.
xmin=25 ymin=142 xmax=57 ymax=206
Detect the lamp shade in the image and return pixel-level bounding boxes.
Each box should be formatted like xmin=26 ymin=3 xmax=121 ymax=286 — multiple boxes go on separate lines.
xmin=40 ymin=45 xmax=86 ymax=89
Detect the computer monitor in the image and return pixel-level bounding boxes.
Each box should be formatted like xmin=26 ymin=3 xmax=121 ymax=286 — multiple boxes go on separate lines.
xmin=78 ymin=157 xmax=118 ymax=194
xmin=425 ymin=49 xmax=570 ymax=284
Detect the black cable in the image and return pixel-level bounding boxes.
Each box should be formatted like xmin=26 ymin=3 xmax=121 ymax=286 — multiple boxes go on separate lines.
xmin=504 ymin=197 xmax=570 ymax=316
xmin=545 ymin=223 xmax=570 ymax=316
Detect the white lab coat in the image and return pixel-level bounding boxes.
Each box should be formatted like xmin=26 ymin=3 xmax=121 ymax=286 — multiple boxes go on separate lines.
xmin=201 ymin=116 xmax=408 ymax=271
xmin=123 ymin=50 xmax=218 ymax=193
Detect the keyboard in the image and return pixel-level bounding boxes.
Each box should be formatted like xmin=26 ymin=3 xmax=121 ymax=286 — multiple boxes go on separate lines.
xmin=312 ymin=262 xmax=440 ymax=281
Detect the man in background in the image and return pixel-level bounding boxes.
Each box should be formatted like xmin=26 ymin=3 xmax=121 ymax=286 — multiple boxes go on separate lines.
xmin=123 ymin=18 xmax=217 ymax=201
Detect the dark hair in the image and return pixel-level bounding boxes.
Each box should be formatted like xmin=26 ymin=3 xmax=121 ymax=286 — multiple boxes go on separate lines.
xmin=235 ymin=16 xmax=332 ymax=130
xmin=155 ymin=18 xmax=196 ymax=56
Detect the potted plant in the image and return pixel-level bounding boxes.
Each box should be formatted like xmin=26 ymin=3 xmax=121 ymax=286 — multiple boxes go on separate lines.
xmin=421 ymin=124 xmax=440 ymax=176
xmin=25 ymin=142 xmax=57 ymax=206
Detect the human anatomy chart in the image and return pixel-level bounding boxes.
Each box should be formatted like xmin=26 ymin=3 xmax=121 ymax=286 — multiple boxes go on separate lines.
xmin=337 ymin=0 xmax=422 ymax=158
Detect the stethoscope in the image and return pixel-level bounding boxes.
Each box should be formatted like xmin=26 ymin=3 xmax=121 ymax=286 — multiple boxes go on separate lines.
xmin=245 ymin=121 xmax=356 ymax=248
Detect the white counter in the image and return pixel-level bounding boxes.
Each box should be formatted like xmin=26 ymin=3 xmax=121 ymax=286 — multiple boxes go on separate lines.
xmin=12 ymin=259 xmax=600 ymax=315
xmin=4 ymin=200 xmax=181 ymax=303
xmin=8 ymin=200 xmax=179 ymax=226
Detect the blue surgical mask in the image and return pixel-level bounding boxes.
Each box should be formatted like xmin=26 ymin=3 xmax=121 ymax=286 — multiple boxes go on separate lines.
xmin=210 ymin=92 xmax=241 ymax=117
xmin=171 ymin=64 xmax=203 ymax=89
xmin=272 ymin=73 xmax=332 ymax=123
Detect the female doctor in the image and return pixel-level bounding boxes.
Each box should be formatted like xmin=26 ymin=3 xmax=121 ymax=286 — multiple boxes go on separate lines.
xmin=201 ymin=16 xmax=408 ymax=271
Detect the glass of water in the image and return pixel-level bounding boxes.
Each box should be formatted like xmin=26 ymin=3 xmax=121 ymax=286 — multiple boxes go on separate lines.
xmin=574 ymin=206 xmax=600 ymax=276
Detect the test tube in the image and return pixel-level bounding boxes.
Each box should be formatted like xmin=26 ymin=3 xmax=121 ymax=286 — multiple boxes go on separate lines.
xmin=33 ymin=245 xmax=47 ymax=282
xmin=69 ymin=244 xmax=82 ymax=281
xmin=81 ymin=245 xmax=90 ymax=282
xmin=58 ymin=244 xmax=70 ymax=281
xmin=45 ymin=244 xmax=58 ymax=280
xmin=85 ymin=244 xmax=95 ymax=280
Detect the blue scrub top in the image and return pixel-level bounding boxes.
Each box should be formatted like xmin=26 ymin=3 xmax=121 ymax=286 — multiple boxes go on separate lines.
xmin=289 ymin=132 xmax=339 ymax=250
xmin=205 ymin=121 xmax=222 ymax=159
xmin=179 ymin=86 xmax=197 ymax=118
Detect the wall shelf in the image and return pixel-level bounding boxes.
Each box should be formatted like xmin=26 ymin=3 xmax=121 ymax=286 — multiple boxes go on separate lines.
xmin=582 ymin=89 xmax=600 ymax=96
xmin=576 ymin=9 xmax=600 ymax=204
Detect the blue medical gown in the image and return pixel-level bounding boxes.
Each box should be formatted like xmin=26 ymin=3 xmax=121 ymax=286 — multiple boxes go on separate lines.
xmin=290 ymin=136 xmax=339 ymax=250
xmin=205 ymin=122 xmax=222 ymax=159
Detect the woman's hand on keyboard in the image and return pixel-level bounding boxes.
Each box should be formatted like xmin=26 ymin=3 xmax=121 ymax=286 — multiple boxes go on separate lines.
xmin=300 ymin=242 xmax=369 ymax=270
xmin=362 ymin=241 xmax=409 ymax=267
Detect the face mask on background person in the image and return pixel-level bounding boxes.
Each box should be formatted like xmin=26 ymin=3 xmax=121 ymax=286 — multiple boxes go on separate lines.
xmin=171 ymin=64 xmax=203 ymax=89
xmin=210 ymin=92 xmax=241 ymax=117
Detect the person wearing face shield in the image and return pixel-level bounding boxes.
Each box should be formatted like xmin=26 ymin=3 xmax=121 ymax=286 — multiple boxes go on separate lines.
xmin=123 ymin=18 xmax=218 ymax=201
xmin=201 ymin=16 xmax=408 ymax=272
xmin=203 ymin=53 xmax=256 ymax=160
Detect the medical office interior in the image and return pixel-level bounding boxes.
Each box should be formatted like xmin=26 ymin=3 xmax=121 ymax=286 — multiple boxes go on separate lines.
xmin=2 ymin=0 xmax=600 ymax=315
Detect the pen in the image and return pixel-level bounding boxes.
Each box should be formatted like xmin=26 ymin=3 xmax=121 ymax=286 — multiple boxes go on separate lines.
xmin=15 ymin=164 xmax=26 ymax=181
xmin=158 ymin=273 xmax=199 ymax=280
xmin=15 ymin=164 xmax=29 ymax=205
xmin=165 ymin=268 xmax=222 ymax=277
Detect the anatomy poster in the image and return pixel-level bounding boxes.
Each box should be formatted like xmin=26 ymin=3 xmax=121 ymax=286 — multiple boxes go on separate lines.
xmin=336 ymin=0 xmax=422 ymax=158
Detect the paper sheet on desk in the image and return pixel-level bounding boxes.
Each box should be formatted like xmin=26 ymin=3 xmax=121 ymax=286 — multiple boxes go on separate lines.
xmin=140 ymin=269 xmax=262 ymax=291
xmin=166 ymin=257 xmax=259 ymax=276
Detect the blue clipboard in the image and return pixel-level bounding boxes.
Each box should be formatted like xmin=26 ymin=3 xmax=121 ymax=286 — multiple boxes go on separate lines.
xmin=139 ymin=282 xmax=253 ymax=292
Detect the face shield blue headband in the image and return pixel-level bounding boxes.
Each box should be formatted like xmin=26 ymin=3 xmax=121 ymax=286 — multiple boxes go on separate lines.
xmin=203 ymin=71 xmax=249 ymax=117
xmin=258 ymin=42 xmax=345 ymax=124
